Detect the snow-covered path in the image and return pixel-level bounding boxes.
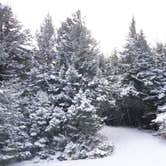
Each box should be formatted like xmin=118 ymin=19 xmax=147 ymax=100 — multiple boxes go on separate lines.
xmin=12 ymin=127 xmax=166 ymax=166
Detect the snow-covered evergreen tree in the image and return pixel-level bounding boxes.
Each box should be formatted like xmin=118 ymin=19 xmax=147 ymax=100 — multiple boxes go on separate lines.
xmin=0 ymin=3 xmax=31 ymax=80
xmin=14 ymin=10 xmax=113 ymax=161
xmin=0 ymin=3 xmax=32 ymax=164
xmin=0 ymin=80 xmax=33 ymax=164
xmin=151 ymin=41 xmax=166 ymax=135
xmin=36 ymin=14 xmax=56 ymax=67
xmin=121 ymin=17 xmax=138 ymax=64
xmin=56 ymin=10 xmax=99 ymax=80
xmin=154 ymin=107 xmax=166 ymax=138
xmin=107 ymin=18 xmax=159 ymax=128
xmin=67 ymin=90 xmax=101 ymax=137
xmin=56 ymin=10 xmax=110 ymax=116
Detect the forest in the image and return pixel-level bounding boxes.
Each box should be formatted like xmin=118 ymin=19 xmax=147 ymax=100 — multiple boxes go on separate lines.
xmin=0 ymin=2 xmax=166 ymax=165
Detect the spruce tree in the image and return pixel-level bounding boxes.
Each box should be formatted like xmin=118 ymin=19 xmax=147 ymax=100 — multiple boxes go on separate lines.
xmin=56 ymin=10 xmax=99 ymax=82
xmin=56 ymin=10 xmax=110 ymax=116
xmin=15 ymin=10 xmax=113 ymax=160
xmin=36 ymin=14 xmax=56 ymax=67
xmin=0 ymin=3 xmax=31 ymax=80
xmin=121 ymin=17 xmax=138 ymax=64
xmin=109 ymin=18 xmax=158 ymax=128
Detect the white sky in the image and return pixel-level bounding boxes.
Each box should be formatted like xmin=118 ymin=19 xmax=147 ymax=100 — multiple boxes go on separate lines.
xmin=1 ymin=0 xmax=166 ymax=55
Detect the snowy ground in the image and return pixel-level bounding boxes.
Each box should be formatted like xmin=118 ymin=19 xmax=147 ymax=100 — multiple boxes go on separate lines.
xmin=12 ymin=126 xmax=166 ymax=166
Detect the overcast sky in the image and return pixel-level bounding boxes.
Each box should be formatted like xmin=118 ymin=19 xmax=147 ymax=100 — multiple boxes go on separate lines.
xmin=1 ymin=0 xmax=166 ymax=55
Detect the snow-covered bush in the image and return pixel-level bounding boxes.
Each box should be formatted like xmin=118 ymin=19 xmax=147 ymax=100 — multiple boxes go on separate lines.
xmin=66 ymin=90 xmax=102 ymax=137
xmin=153 ymin=104 xmax=166 ymax=138
xmin=51 ymin=90 xmax=113 ymax=160
xmin=154 ymin=112 xmax=166 ymax=137
xmin=61 ymin=136 xmax=113 ymax=160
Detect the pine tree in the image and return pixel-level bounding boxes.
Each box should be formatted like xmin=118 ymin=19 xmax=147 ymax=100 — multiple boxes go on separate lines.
xmin=121 ymin=17 xmax=138 ymax=64
xmin=129 ymin=17 xmax=136 ymax=39
xmin=152 ymin=41 xmax=166 ymax=134
xmin=36 ymin=14 xmax=56 ymax=66
xmin=0 ymin=80 xmax=32 ymax=164
xmin=0 ymin=3 xmax=32 ymax=164
xmin=62 ymin=90 xmax=112 ymax=160
xmin=0 ymin=3 xmax=31 ymax=80
xmin=56 ymin=11 xmax=110 ymax=116
xmin=109 ymin=18 xmax=159 ymax=128
xmin=56 ymin=10 xmax=99 ymax=81
xmin=67 ymin=90 xmax=101 ymax=137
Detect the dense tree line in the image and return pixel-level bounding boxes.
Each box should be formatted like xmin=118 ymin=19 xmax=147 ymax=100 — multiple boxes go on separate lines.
xmin=103 ymin=18 xmax=166 ymax=131
xmin=0 ymin=4 xmax=112 ymax=165
xmin=0 ymin=2 xmax=166 ymax=165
